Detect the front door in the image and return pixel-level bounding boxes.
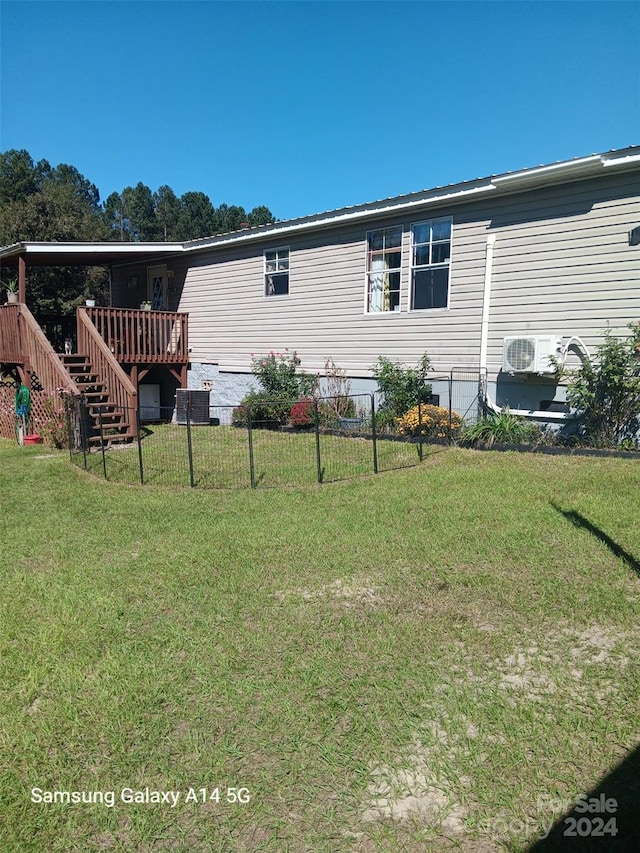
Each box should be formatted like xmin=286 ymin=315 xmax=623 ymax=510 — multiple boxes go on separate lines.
xmin=147 ymin=265 xmax=168 ymax=310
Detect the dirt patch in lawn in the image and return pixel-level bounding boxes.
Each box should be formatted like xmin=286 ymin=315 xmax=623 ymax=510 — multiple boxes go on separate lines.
xmin=274 ymin=576 xmax=382 ymax=611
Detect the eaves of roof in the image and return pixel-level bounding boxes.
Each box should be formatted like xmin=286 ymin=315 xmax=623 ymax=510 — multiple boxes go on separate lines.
xmin=182 ymin=145 xmax=640 ymax=253
xmin=1 ymin=145 xmax=638 ymax=267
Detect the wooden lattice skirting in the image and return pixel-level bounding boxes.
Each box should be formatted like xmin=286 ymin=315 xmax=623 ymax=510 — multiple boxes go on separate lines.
xmin=0 ymin=381 xmax=68 ymax=446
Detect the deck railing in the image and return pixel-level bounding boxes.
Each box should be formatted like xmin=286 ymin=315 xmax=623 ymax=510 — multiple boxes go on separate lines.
xmin=77 ymin=308 xmax=137 ymax=413
xmin=85 ymin=307 xmax=188 ymax=364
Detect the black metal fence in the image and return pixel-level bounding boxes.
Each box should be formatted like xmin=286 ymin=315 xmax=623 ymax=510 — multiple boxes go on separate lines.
xmin=64 ymin=386 xmax=469 ymax=489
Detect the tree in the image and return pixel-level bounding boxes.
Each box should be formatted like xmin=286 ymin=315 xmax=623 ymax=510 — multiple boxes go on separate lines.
xmin=0 ymin=149 xmax=51 ymax=205
xmin=175 ymin=191 xmax=216 ymax=241
xmin=103 ymin=191 xmax=129 ymax=241
xmin=154 ymin=185 xmax=180 ymax=241
xmin=213 ymin=203 xmax=247 ymax=234
xmin=1 ymin=147 xmax=280 ymax=315
xmin=122 ymin=182 xmax=160 ymax=241
xmin=247 ymin=205 xmax=276 ymax=227
xmin=0 ymin=150 xmax=109 ymax=315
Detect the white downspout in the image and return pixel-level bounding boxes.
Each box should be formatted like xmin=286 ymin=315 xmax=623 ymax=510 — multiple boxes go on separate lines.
xmin=479 ymin=234 xmax=496 ymax=373
xmin=478 ymin=232 xmax=580 ymax=422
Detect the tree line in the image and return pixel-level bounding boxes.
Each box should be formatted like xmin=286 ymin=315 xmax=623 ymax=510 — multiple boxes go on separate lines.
xmin=0 ymin=148 xmax=275 ymax=245
xmin=0 ymin=149 xmax=276 ymax=316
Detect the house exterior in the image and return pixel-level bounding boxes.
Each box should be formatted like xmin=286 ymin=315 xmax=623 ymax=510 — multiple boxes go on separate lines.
xmin=2 ymin=146 xmax=639 ymax=426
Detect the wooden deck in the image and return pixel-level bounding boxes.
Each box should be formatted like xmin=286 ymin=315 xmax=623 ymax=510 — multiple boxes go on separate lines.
xmin=0 ymin=304 xmax=190 ymax=441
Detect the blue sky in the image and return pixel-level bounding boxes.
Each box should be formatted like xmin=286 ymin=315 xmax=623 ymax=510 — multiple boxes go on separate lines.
xmin=1 ymin=0 xmax=638 ymax=221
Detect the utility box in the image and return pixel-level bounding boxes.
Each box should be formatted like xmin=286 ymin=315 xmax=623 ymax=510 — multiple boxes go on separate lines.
xmin=175 ymin=389 xmax=210 ymax=425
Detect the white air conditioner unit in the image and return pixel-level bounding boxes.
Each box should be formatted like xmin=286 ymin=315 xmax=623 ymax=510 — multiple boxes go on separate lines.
xmin=503 ymin=335 xmax=563 ymax=374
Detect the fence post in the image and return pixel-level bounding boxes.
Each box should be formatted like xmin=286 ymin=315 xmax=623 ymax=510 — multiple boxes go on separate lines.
xmin=370 ymin=393 xmax=378 ymax=474
xmin=247 ymin=405 xmax=256 ymax=488
xmin=417 ymin=383 xmax=424 ymax=462
xmin=478 ymin=369 xmax=487 ymax=420
xmin=135 ymin=406 xmax=144 ymax=485
xmin=80 ymin=397 xmax=88 ymax=470
xmin=314 ymin=398 xmax=323 ymax=483
xmin=64 ymin=395 xmax=73 ymax=462
xmin=185 ymin=394 xmax=195 ymax=488
xmin=97 ymin=406 xmax=107 ymax=480
xmin=449 ymin=370 xmax=453 ymax=443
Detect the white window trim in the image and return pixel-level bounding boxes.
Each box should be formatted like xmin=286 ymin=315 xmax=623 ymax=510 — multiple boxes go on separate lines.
xmin=264 ymin=246 xmax=290 ymax=297
xmin=364 ymin=226 xmax=404 ymax=315
xmin=408 ymin=216 xmax=453 ymax=312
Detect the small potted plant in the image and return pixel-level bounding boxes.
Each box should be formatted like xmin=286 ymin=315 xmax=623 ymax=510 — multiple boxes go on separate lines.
xmin=85 ymin=296 xmax=96 ymax=307
xmin=3 ymin=277 xmax=18 ymax=303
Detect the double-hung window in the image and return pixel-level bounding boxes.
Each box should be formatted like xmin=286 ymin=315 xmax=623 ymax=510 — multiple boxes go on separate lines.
xmin=265 ymin=247 xmax=289 ymax=296
xmin=410 ymin=217 xmax=452 ymax=310
xmin=366 ymin=226 xmax=402 ymax=313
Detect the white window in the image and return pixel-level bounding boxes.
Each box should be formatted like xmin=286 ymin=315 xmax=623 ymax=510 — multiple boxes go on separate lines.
xmin=264 ymin=247 xmax=289 ymax=296
xmin=410 ymin=217 xmax=452 ymax=310
xmin=366 ymin=226 xmax=402 ymax=313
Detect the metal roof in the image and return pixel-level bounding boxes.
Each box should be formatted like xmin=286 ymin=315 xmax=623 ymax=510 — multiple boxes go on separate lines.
xmin=1 ymin=145 xmax=638 ymax=268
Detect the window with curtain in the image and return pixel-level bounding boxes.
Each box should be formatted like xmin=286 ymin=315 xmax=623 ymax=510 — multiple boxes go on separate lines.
xmin=366 ymin=226 xmax=402 ymax=313
xmin=264 ymin=247 xmax=290 ymax=296
xmin=410 ymin=217 xmax=452 ymax=310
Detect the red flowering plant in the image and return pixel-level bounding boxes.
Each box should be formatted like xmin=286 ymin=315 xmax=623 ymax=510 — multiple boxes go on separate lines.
xmin=289 ymin=399 xmax=315 ymax=429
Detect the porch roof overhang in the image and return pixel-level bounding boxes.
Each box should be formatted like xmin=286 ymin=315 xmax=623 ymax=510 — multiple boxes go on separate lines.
xmin=0 ymin=241 xmax=184 ymax=269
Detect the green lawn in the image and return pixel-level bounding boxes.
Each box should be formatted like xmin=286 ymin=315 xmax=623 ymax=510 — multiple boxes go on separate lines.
xmin=1 ymin=441 xmax=639 ymax=852
xmin=75 ymin=423 xmax=423 ymax=488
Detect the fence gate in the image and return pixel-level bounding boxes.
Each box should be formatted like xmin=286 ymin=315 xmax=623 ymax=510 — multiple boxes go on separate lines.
xmin=449 ymin=367 xmax=487 ymax=427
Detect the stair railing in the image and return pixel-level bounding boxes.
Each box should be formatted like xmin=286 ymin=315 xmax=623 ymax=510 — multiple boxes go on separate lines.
xmin=17 ymin=303 xmax=81 ymax=397
xmin=77 ymin=307 xmax=137 ymax=414
xmin=0 ymin=304 xmax=23 ymax=363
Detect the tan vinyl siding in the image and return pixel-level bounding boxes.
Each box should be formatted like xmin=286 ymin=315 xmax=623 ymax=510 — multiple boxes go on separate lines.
xmin=180 ymin=219 xmax=487 ymax=374
xmin=485 ymin=170 xmax=640 ymax=373
xmin=177 ymin=168 xmax=639 ymax=380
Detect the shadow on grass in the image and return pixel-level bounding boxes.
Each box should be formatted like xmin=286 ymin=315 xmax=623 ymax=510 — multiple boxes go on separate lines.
xmin=550 ymin=502 xmax=640 ymax=577
xmin=523 ymin=743 xmax=640 ymax=852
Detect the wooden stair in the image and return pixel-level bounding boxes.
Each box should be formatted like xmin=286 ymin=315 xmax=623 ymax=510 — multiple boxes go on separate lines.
xmin=59 ymin=353 xmax=136 ymax=446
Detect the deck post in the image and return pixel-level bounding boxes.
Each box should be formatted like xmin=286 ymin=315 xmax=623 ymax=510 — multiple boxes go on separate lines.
xmin=18 ymin=257 xmax=26 ymax=304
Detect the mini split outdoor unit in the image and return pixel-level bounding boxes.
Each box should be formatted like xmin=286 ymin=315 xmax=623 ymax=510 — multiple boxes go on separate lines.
xmin=175 ymin=389 xmax=210 ymax=425
xmin=502 ymin=335 xmax=563 ymax=375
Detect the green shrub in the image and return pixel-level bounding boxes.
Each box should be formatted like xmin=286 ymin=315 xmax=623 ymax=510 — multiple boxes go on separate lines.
xmin=374 ymin=408 xmax=400 ymax=434
xmin=232 ymin=391 xmax=289 ymax=430
xmin=371 ymin=353 xmax=432 ymax=418
xmin=251 ymin=350 xmax=318 ymax=399
xmin=235 ymin=351 xmax=319 ymax=429
xmin=564 ymin=323 xmax=640 ymax=448
xmin=462 ymin=408 xmax=542 ymax=446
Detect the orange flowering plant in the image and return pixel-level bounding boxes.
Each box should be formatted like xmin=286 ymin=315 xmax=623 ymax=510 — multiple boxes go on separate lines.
xmin=396 ymin=403 xmax=462 ymax=439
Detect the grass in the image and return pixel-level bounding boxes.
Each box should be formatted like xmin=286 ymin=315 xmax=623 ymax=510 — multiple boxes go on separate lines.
xmin=77 ymin=423 xmax=423 ymax=488
xmin=1 ymin=441 xmax=639 ymax=852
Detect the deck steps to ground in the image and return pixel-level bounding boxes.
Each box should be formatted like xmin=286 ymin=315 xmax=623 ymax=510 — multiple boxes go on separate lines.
xmin=59 ymin=353 xmax=134 ymax=447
